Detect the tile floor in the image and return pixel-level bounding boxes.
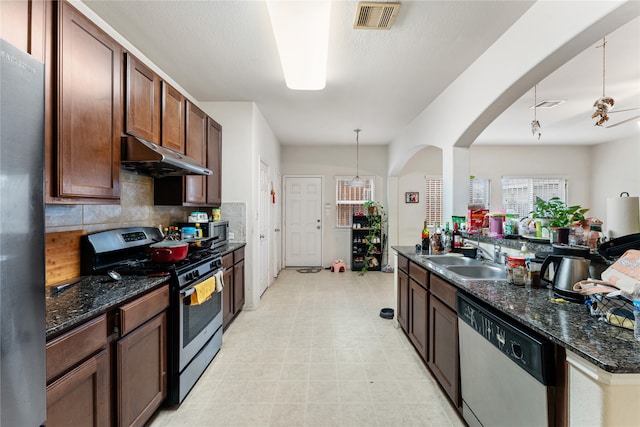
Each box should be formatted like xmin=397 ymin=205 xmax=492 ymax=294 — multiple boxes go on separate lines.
xmin=148 ymin=269 xmax=465 ymax=427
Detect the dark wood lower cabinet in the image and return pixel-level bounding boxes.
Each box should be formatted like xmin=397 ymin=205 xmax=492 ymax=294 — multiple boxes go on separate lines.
xmin=234 ymin=258 xmax=245 ymax=313
xmin=428 ymin=295 xmax=460 ymax=407
xmin=222 ymin=246 xmax=246 ymax=330
xmin=117 ymin=312 xmax=167 ymax=427
xmin=46 ymin=348 xmax=110 ymax=427
xmin=396 ymin=258 xmax=461 ymax=413
xmin=45 ymin=285 xmax=169 ymax=427
xmin=408 ymin=278 xmax=428 ymax=360
xmin=222 ymin=253 xmax=234 ymax=328
xmin=397 ymin=269 xmax=409 ymax=333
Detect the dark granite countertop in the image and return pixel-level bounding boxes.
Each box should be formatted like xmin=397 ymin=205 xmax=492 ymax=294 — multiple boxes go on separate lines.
xmin=218 ymin=242 xmax=246 ymax=256
xmin=393 ymin=245 xmax=640 ymax=374
xmin=46 ymin=275 xmax=169 ymax=338
xmin=46 ymin=243 xmax=246 ymax=338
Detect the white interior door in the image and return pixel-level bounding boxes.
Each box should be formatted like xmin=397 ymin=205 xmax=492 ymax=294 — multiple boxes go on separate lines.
xmin=284 ymin=176 xmax=322 ymax=267
xmin=259 ymin=161 xmax=270 ymax=297
xmin=273 ymin=173 xmax=282 ymax=277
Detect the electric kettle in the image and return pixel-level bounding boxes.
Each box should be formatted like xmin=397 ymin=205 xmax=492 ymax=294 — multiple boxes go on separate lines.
xmin=540 ymin=255 xmax=590 ymax=300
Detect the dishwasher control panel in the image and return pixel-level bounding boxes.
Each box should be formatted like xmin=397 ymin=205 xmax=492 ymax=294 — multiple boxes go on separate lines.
xmin=457 ymin=291 xmax=555 ymax=385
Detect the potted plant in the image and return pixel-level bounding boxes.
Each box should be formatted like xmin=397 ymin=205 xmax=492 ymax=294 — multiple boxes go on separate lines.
xmin=359 ymin=201 xmax=386 ymax=275
xmin=529 ymin=197 xmax=589 ymax=242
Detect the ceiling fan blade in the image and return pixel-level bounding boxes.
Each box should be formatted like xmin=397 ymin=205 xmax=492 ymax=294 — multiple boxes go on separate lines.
xmin=608 ymin=107 xmax=640 ymax=114
xmin=606 ymin=114 xmax=640 ymax=128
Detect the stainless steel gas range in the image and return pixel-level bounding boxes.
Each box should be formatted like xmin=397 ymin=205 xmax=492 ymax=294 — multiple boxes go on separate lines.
xmin=82 ymin=227 xmax=224 ymax=405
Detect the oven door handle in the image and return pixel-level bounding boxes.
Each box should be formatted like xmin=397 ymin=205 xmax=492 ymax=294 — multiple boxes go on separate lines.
xmin=179 ymin=267 xmax=225 ymax=298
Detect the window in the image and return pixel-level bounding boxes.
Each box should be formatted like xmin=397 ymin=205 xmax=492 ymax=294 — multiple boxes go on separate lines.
xmin=336 ymin=177 xmax=374 ymax=227
xmin=424 ymin=176 xmax=442 ymax=225
xmin=502 ymin=177 xmax=567 ymax=218
xmin=469 ymin=177 xmax=490 ymax=209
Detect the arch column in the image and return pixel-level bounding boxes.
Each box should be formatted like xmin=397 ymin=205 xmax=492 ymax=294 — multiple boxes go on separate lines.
xmin=442 ymin=146 xmax=470 ymax=224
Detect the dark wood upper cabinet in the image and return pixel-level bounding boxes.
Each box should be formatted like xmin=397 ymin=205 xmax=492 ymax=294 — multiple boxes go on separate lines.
xmin=207 ymin=116 xmax=222 ymax=206
xmin=185 ymin=101 xmax=207 ymax=205
xmin=55 ymin=1 xmax=121 ymax=201
xmin=161 ymin=81 xmax=185 ymax=153
xmin=0 ymin=0 xmax=47 ymax=61
xmin=125 ymin=53 xmax=161 ymax=143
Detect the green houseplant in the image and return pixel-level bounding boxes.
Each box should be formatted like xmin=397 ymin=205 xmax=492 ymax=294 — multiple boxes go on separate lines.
xmin=529 ymin=196 xmax=589 ymax=230
xmin=359 ymin=201 xmax=387 ymax=275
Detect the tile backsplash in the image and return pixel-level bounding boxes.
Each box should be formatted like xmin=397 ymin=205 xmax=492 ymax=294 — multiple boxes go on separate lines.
xmin=45 ymin=172 xmax=192 ymax=234
xmin=45 ymin=172 xmax=247 ymax=244
xmin=221 ymin=202 xmax=247 ymax=242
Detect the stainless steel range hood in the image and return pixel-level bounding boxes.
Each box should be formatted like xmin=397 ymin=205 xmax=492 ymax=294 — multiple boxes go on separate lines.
xmin=121 ymin=136 xmax=212 ymax=178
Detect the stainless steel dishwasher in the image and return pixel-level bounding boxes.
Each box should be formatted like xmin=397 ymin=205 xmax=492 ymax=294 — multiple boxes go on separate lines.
xmin=457 ymin=292 xmax=556 ymax=427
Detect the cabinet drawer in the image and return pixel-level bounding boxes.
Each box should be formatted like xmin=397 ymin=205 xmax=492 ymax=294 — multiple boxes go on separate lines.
xmin=46 ymin=314 xmax=107 ymax=383
xmin=119 ymin=285 xmax=169 ymax=336
xmin=409 ymin=262 xmax=428 ymax=289
xmin=234 ymin=247 xmax=245 ymax=263
xmin=430 ymin=274 xmax=457 ymax=309
xmin=222 ymin=253 xmax=233 ymax=269
xmin=398 ymin=255 xmax=409 ymax=273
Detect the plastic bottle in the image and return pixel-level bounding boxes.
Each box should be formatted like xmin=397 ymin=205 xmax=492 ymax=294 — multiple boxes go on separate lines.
xmin=421 ymin=220 xmax=430 ymax=252
xmin=633 ymin=300 xmax=640 ymax=342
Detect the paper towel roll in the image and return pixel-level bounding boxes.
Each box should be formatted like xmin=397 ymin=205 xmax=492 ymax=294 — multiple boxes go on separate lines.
xmin=607 ymin=195 xmax=640 ymax=238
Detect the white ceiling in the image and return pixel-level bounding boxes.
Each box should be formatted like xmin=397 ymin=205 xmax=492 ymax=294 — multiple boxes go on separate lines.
xmin=82 ymin=0 xmax=640 ymax=147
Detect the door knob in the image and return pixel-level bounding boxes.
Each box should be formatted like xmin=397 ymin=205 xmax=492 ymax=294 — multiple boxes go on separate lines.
xmin=316 ymin=226 xmax=321 ymax=230
xmin=260 ymin=234 xmax=265 ymax=239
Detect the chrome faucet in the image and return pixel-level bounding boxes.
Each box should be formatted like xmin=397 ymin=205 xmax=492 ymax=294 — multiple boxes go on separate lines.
xmin=464 ymin=237 xmax=506 ymax=265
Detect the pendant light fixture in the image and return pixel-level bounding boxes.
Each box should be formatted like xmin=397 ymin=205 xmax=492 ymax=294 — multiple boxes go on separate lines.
xmin=592 ymin=37 xmax=615 ymax=126
xmin=531 ymin=84 xmax=542 ymax=140
xmin=350 ymin=129 xmax=365 ymax=188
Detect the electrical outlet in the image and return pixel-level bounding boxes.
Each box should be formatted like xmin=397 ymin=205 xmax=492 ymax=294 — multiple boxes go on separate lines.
xmin=229 ymin=232 xmax=235 ymax=240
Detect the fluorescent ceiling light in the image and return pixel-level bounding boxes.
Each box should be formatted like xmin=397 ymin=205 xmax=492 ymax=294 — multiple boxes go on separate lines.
xmin=266 ymin=0 xmax=332 ymax=90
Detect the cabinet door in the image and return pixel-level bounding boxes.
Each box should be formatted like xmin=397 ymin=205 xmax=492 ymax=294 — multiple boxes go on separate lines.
xmin=57 ymin=1 xmax=121 ymax=200
xmin=0 ymin=1 xmax=29 ymax=53
xmin=117 ymin=312 xmax=167 ymax=427
xmin=185 ymin=101 xmax=207 ymax=205
xmin=234 ymin=259 xmax=245 ymax=314
xmin=222 ymin=265 xmax=234 ymax=329
xmin=206 ymin=116 xmax=222 ymax=206
xmin=161 ymin=81 xmax=185 ymax=153
xmin=125 ymin=53 xmax=161 ymax=142
xmin=397 ymin=269 xmax=409 ymax=333
xmin=428 ymin=295 xmax=460 ymax=407
xmin=46 ymin=348 xmax=110 ymax=427
xmin=408 ymin=279 xmax=428 ymax=361
xmin=0 ymin=0 xmax=46 ymax=60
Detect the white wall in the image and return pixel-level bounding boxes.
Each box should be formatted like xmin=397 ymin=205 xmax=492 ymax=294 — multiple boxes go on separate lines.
xmin=396 ymin=146 xmax=443 ymax=246
xmin=469 ymin=145 xmax=592 ymax=215
xmin=281 ymin=145 xmax=388 ymax=267
xmin=201 ymin=102 xmax=281 ymax=309
xmin=590 ymin=136 xmax=640 ymax=234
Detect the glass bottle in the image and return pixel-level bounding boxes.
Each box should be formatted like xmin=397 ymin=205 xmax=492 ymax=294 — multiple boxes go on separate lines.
xmin=453 ymin=222 xmax=463 ymax=249
xmin=421 ymin=220 xmax=430 ymax=252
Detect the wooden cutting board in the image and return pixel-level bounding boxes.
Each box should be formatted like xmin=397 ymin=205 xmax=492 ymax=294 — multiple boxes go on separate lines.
xmin=45 ymin=230 xmax=85 ymax=286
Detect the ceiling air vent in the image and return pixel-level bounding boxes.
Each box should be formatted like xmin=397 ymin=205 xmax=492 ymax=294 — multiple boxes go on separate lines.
xmin=530 ymin=100 xmax=566 ymax=109
xmin=354 ymin=2 xmax=400 ymax=30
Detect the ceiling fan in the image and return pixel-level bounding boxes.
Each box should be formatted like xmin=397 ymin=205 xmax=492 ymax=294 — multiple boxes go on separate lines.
xmin=605 ymin=107 xmax=640 ymax=128
xmin=590 ymin=37 xmax=640 ymax=129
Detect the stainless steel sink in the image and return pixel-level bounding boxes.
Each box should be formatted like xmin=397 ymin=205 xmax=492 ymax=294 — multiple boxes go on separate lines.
xmin=424 ymin=256 xmax=483 ymax=266
xmin=445 ymin=265 xmax=507 ymax=281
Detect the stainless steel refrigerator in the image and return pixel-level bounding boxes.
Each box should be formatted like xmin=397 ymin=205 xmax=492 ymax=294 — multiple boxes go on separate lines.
xmin=0 ymin=39 xmax=46 ymax=427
